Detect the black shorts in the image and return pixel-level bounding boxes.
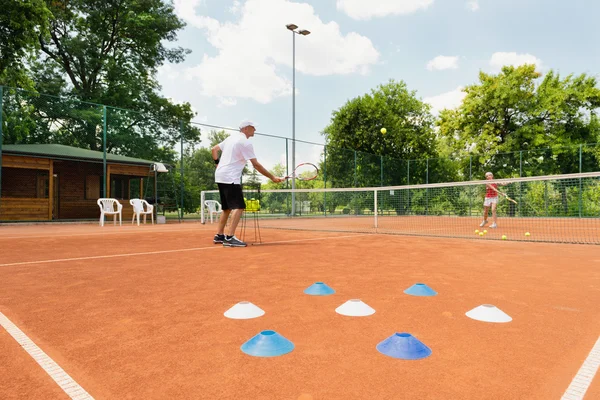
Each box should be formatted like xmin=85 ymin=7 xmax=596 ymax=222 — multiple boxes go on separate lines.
xmin=217 ymin=183 xmax=246 ymax=210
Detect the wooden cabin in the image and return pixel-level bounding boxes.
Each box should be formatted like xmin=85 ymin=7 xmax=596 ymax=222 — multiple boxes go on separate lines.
xmin=0 ymin=144 xmax=159 ymax=222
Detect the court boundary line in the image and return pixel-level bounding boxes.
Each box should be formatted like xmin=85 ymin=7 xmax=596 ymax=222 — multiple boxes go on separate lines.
xmin=0 ymin=312 xmax=94 ymax=400
xmin=0 ymin=225 xmax=215 ymax=240
xmin=561 ymin=335 xmax=600 ymax=400
xmin=0 ymin=233 xmax=370 ymax=267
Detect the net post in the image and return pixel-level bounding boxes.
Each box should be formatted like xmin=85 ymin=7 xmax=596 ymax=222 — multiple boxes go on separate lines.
xmin=374 ymin=189 xmax=378 ymax=229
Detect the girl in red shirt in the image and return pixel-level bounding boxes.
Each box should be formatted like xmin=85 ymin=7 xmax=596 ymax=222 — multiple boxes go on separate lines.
xmin=480 ymin=172 xmax=510 ymax=228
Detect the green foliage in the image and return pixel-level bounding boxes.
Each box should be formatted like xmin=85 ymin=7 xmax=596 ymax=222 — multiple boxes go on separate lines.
xmin=322 ymin=79 xmax=439 ymax=188
xmin=1 ymin=0 xmax=200 ymax=164
xmin=438 ymin=64 xmax=600 ymax=179
xmin=0 ymin=0 xmax=51 ymax=88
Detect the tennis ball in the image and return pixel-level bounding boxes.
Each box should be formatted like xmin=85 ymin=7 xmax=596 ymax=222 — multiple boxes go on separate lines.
xmin=475 ymin=229 xmax=479 ymax=234
xmin=479 ymin=232 xmax=484 ymax=236
xmin=525 ymin=232 xmax=530 ymax=236
xmin=381 ymin=128 xmax=386 ymax=134
xmin=502 ymin=235 xmax=507 ymax=240
xmin=483 ymin=230 xmax=488 ymax=234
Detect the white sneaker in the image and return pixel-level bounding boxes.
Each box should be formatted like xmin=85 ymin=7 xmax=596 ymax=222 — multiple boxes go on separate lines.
xmin=490 ymin=223 xmax=497 ymax=228
xmin=479 ymin=220 xmax=488 ymax=227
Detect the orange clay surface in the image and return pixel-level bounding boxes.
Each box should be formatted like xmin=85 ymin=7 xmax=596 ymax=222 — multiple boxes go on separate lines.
xmin=0 ymin=222 xmax=599 ymax=400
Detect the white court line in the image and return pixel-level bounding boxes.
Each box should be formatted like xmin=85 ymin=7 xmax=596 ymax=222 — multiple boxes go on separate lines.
xmin=561 ymin=336 xmax=600 ymax=400
xmin=0 ymin=233 xmax=369 ymax=267
xmin=0 ymin=225 xmax=214 ymax=240
xmin=0 ymin=312 xmax=94 ymax=400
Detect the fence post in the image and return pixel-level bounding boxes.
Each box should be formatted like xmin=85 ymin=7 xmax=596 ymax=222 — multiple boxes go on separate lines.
xmin=285 ymin=138 xmax=290 ymax=215
xmin=354 ymin=150 xmax=357 ymax=187
xmin=426 ymin=158 xmax=429 ymax=215
xmin=579 ymin=144 xmax=583 ymax=217
xmin=0 ymin=86 xmax=3 ymax=216
xmin=519 ymin=150 xmax=523 ymax=215
xmin=323 ymin=145 xmax=327 ymax=216
xmin=469 ymin=155 xmax=472 ymax=216
xmin=380 ymin=155 xmax=383 ymax=187
xmin=102 ymin=106 xmax=107 ymax=197
xmin=519 ymin=151 xmax=523 ymax=177
xmin=200 ymin=190 xmax=205 ymax=224
xmin=180 ymin=120 xmax=185 ymax=220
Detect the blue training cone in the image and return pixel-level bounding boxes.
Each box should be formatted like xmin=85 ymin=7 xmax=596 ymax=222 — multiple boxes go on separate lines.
xmin=404 ymin=283 xmax=437 ymax=297
xmin=241 ymin=330 xmax=294 ymax=357
xmin=377 ymin=332 xmax=432 ymax=360
xmin=304 ymin=282 xmax=335 ymax=296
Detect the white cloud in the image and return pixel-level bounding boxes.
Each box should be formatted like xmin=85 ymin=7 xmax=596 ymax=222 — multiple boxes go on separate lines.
xmin=219 ymin=97 xmax=238 ymax=107
xmin=424 ymin=86 xmax=466 ymax=115
xmin=336 ymin=0 xmax=434 ymax=20
xmin=426 ymin=55 xmax=459 ymax=71
xmin=229 ymin=0 xmax=241 ymax=14
xmin=466 ymin=0 xmax=479 ymax=11
xmin=174 ymin=0 xmax=380 ymax=104
xmin=489 ymin=52 xmax=543 ymax=71
xmin=157 ymin=64 xmax=180 ymax=81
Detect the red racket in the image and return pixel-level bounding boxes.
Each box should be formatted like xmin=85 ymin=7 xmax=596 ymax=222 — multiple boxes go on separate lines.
xmin=284 ymin=163 xmax=319 ymax=181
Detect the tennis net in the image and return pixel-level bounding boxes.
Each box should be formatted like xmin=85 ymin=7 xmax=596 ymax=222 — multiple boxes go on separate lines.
xmin=201 ymin=172 xmax=600 ymax=245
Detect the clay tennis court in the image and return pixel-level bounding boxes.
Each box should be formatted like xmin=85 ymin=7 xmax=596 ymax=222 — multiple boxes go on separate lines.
xmin=1 ymin=222 xmax=599 ymax=400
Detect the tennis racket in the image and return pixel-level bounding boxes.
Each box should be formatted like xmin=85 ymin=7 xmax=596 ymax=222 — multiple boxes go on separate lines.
xmin=283 ymin=163 xmax=319 ymax=181
xmin=499 ymin=190 xmax=518 ymax=205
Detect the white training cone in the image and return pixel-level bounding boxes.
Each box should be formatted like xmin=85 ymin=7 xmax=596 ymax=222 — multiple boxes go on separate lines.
xmin=335 ymin=299 xmax=376 ymax=317
xmin=224 ymin=301 xmax=265 ymax=320
xmin=465 ymin=304 xmax=512 ymax=323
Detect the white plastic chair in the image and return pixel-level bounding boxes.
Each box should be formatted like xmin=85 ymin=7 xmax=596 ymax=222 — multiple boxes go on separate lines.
xmin=130 ymin=198 xmax=154 ymax=226
xmin=204 ymin=200 xmax=223 ymax=223
xmin=97 ymin=198 xmax=123 ymax=226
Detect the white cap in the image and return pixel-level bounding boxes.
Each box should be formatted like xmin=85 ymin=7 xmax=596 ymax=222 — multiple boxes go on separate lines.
xmin=239 ymin=120 xmax=256 ymax=130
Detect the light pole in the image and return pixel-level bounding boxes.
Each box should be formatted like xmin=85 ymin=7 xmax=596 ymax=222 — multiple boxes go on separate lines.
xmin=286 ymin=23 xmax=310 ymax=216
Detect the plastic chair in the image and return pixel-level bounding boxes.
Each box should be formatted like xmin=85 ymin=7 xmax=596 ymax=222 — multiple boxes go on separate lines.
xmin=204 ymin=200 xmax=223 ymax=223
xmin=130 ymin=199 xmax=154 ymax=226
xmin=97 ymin=198 xmax=123 ymax=226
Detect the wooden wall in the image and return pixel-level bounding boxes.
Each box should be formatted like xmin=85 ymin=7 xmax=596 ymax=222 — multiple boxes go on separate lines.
xmin=0 ymin=156 xmax=52 ymax=221
xmin=0 ymin=198 xmax=49 ymax=221
xmin=1 ymin=154 xmax=151 ymax=222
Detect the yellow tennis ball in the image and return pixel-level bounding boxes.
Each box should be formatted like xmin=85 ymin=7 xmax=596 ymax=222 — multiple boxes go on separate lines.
xmin=475 ymin=229 xmax=479 ymax=234
xmin=479 ymin=232 xmax=484 ymax=236
xmin=381 ymin=128 xmax=386 ymax=134
xmin=502 ymin=235 xmax=507 ymax=240
xmin=525 ymin=232 xmax=530 ymax=236
xmin=483 ymin=230 xmax=488 ymax=234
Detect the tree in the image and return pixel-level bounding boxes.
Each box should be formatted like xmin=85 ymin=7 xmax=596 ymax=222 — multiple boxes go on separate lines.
xmin=0 ymin=0 xmax=50 ymax=88
xmin=2 ymin=0 xmax=200 ymax=163
xmin=322 ymin=79 xmax=442 ymax=189
xmin=438 ymin=64 xmax=600 ymax=178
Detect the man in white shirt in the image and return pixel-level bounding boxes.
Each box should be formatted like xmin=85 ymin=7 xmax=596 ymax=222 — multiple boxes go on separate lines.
xmin=211 ymin=120 xmax=284 ymax=247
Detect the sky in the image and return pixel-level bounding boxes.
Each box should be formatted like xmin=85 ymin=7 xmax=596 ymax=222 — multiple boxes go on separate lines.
xmin=158 ymin=0 xmax=600 ymax=175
